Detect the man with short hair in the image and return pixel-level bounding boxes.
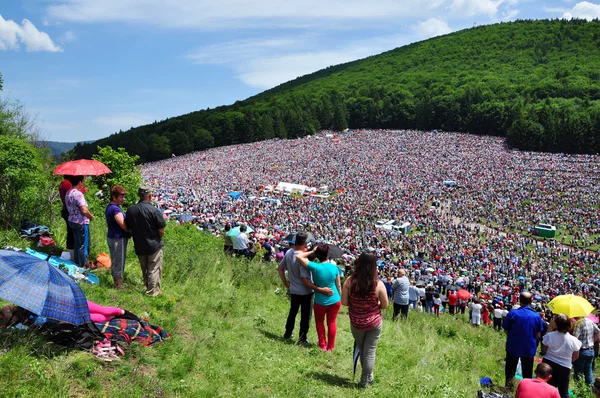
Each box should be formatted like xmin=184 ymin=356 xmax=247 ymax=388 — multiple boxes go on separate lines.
xmin=515 ymin=363 xmax=560 ymax=398
xmin=503 ymin=292 xmax=546 ymax=387
xmin=408 ymin=281 xmax=419 ymax=310
xmin=392 ymin=269 xmax=410 ymax=320
xmin=233 ymin=224 xmax=250 ymax=257
xmin=126 ymin=185 xmax=166 ymax=297
xmin=278 ymin=232 xmax=333 ymax=345
xmin=572 ymin=315 xmax=600 ymax=385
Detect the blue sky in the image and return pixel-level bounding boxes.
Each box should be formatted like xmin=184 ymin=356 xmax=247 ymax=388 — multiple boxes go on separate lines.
xmin=1 ymin=0 xmax=599 ymax=142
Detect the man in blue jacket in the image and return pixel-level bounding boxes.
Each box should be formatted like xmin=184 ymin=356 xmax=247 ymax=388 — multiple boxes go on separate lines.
xmin=502 ymin=292 xmax=546 ymax=387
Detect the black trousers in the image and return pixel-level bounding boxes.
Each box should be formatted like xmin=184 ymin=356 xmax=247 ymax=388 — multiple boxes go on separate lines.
xmin=285 ymin=293 xmax=313 ymax=341
xmin=543 ymin=358 xmax=571 ymax=398
xmin=493 ymin=317 xmax=502 ymax=331
xmin=61 ymin=207 xmax=74 ymax=250
xmin=393 ymin=303 xmax=409 ymax=320
xmin=505 ymin=354 xmax=534 ymax=385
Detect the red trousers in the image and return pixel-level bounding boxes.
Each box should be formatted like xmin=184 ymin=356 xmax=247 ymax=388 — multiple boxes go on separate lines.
xmin=313 ymin=301 xmax=341 ymax=351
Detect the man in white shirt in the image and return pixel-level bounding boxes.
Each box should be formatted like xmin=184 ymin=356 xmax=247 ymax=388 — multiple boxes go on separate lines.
xmin=233 ymin=224 xmax=250 ymax=257
xmin=493 ymin=304 xmax=504 ymax=332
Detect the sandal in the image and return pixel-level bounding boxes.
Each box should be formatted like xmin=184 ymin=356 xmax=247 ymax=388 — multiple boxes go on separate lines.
xmin=92 ymin=339 xmax=121 ymax=361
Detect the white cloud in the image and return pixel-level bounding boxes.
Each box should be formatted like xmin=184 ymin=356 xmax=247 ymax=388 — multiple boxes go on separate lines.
xmin=59 ymin=30 xmax=76 ymax=42
xmin=94 ymin=113 xmax=155 ymax=129
xmin=562 ymin=1 xmax=600 ymax=20
xmin=186 ymin=38 xmax=301 ymax=65
xmin=415 ymin=18 xmax=452 ymax=39
xmin=45 ymin=0 xmax=509 ymax=28
xmin=0 ymin=15 xmax=62 ymax=52
xmin=191 ymin=34 xmax=411 ymax=90
xmin=449 ymin=0 xmax=506 ymax=18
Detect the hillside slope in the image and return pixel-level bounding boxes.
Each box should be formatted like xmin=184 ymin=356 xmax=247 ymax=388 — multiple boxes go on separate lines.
xmin=0 ymin=218 xmax=510 ymax=398
xmin=73 ymin=19 xmax=600 ymax=162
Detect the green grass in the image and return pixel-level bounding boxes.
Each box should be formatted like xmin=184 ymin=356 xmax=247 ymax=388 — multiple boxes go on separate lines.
xmin=0 ymin=208 xmax=593 ymax=397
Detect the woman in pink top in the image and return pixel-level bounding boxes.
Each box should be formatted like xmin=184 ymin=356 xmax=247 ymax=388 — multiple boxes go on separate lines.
xmin=342 ymin=253 xmax=389 ymax=388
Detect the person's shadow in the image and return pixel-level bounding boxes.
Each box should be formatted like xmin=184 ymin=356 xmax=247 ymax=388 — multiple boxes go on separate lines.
xmin=305 ymin=371 xmax=352 ymax=388
xmin=257 ymin=328 xmax=295 ymax=344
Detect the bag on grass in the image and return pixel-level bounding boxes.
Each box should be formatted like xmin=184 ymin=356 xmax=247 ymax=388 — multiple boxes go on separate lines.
xmin=96 ymin=253 xmax=111 ymax=268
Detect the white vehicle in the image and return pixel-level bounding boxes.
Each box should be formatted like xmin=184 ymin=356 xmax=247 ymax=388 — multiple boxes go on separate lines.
xmin=375 ymin=220 xmax=397 ymax=230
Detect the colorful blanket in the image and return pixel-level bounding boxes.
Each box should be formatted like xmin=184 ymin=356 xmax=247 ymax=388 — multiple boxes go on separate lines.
xmin=95 ymin=318 xmax=169 ymax=346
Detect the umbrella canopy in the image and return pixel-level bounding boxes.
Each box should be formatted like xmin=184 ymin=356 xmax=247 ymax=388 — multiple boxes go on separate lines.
xmin=587 ymin=314 xmax=599 ymax=324
xmin=282 ymin=232 xmax=316 ymax=244
xmin=53 ymin=159 xmax=111 ymax=176
xmin=547 ymin=294 xmax=595 ymax=318
xmin=447 ymin=285 xmax=459 ymax=292
xmin=227 ymin=225 xmax=254 ymax=237
xmin=227 ymin=191 xmax=242 ymax=200
xmin=0 ymin=250 xmax=91 ymax=325
xmin=325 ymin=244 xmax=344 ymax=259
xmin=176 ymin=214 xmax=195 ymax=223
xmin=426 ymin=267 xmax=435 ymax=272
xmin=457 ymin=289 xmax=472 ymax=300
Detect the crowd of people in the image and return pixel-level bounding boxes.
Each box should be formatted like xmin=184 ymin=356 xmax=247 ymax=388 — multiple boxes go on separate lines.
xmin=141 ymin=129 xmax=600 ymax=305
xmin=138 ymin=129 xmax=600 ymax=392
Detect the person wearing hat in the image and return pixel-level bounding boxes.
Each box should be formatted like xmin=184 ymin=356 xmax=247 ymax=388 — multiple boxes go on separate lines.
xmin=126 ymin=185 xmax=166 ymax=296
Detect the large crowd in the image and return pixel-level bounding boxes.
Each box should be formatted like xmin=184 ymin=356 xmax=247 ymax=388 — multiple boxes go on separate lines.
xmin=141 ymin=129 xmax=600 ymax=307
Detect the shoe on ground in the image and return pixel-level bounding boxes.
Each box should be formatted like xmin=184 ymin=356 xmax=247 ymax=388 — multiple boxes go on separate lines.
xmin=283 ymin=334 xmax=292 ymax=340
xmin=298 ymin=339 xmax=310 ymax=346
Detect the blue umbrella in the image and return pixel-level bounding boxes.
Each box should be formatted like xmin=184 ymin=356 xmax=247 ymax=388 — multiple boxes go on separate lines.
xmin=227 ymin=191 xmax=242 ymax=200
xmin=0 ymin=250 xmax=91 ymax=325
xmin=177 ymin=214 xmax=195 ymax=223
xmin=227 ymin=225 xmax=254 ymax=237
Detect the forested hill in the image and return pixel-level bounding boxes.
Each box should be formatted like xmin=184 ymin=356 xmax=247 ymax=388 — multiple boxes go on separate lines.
xmin=74 ymin=19 xmax=600 ymax=162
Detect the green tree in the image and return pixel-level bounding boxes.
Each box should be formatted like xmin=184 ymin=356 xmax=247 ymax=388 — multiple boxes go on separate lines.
xmin=92 ymin=146 xmax=142 ymax=207
xmin=192 ymin=128 xmax=215 ymax=151
xmin=0 ymin=136 xmax=46 ymax=228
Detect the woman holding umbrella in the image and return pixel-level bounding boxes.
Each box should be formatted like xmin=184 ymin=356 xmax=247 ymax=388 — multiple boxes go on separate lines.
xmin=65 ymin=175 xmax=94 ymax=268
xmin=341 ymin=252 xmax=389 ymax=388
xmin=296 ymin=245 xmax=342 ymax=352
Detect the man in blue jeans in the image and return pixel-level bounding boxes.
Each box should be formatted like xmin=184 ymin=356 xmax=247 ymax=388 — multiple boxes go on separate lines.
xmin=502 ymin=292 xmax=546 ymax=388
xmin=278 ymin=232 xmax=332 ymax=345
xmin=573 ymin=315 xmax=600 ymax=385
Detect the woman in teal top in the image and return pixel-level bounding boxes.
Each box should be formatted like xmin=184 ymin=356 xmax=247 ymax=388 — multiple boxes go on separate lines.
xmin=297 ymin=245 xmax=342 ymax=351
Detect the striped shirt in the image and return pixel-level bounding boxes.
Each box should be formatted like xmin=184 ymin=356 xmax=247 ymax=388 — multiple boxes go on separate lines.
xmin=349 ymin=282 xmax=382 ymax=331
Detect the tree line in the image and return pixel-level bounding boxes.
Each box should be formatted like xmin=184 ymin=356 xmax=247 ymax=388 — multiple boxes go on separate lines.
xmin=72 ymin=19 xmax=600 ymax=162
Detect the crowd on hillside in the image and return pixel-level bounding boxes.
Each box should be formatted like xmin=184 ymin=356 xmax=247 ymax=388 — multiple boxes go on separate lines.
xmin=140 ymin=129 xmax=600 ymax=309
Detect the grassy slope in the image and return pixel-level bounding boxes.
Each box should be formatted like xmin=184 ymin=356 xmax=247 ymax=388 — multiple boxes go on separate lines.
xmin=1 ymin=210 xmax=589 ymax=397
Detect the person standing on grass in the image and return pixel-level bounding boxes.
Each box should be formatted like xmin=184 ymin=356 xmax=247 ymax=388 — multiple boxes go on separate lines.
xmin=541 ymin=313 xmax=581 ymax=398
xmin=278 ymin=232 xmax=333 ymax=345
xmin=392 ymin=268 xmax=410 ymax=320
xmin=59 ymin=175 xmax=75 ymax=260
xmin=105 ymin=185 xmax=130 ymax=289
xmin=503 ymin=292 xmax=546 ymax=387
xmin=126 ymin=185 xmax=166 ymax=297
xmin=342 ymin=253 xmax=389 ymax=388
xmin=448 ymin=290 xmax=458 ymax=315
xmin=493 ymin=304 xmax=504 ymax=332
xmin=222 ymin=223 xmax=234 ymax=256
xmin=65 ymin=175 xmax=94 ymax=269
xmin=296 ymin=245 xmax=341 ymax=352
xmin=408 ymin=280 xmax=419 ymax=310
xmin=470 ymin=298 xmax=482 ymax=327
xmin=515 ymin=363 xmax=560 ymax=398
xmin=572 ymin=315 xmax=600 ymax=386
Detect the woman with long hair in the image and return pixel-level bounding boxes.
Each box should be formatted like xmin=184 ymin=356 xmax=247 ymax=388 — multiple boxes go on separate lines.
xmin=296 ymin=245 xmax=342 ymax=352
xmin=342 ymin=252 xmax=389 ymax=388
xmin=541 ymin=313 xmax=582 ymax=398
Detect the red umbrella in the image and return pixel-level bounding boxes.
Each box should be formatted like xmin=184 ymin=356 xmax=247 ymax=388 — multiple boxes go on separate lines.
xmin=457 ymin=289 xmax=472 ymax=300
xmin=53 ymin=159 xmax=111 ymax=176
